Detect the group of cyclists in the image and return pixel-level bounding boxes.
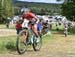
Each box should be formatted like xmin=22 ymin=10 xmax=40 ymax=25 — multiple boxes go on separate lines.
xmin=15 ymin=7 xmax=69 ymax=39
xmin=15 ymin=7 xmax=69 ymax=54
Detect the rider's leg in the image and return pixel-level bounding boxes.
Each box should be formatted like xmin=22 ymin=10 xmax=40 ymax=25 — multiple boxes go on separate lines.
xmin=31 ymin=24 xmax=39 ymax=37
xmin=31 ymin=24 xmax=40 ymax=42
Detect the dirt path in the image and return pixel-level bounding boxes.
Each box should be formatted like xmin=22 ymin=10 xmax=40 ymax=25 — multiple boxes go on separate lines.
xmin=0 ymin=29 xmax=16 ymax=37
xmin=0 ymin=29 xmax=75 ymax=57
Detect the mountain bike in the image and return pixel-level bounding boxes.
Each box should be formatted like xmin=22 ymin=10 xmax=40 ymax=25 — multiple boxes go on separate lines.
xmin=16 ymin=20 xmax=42 ymax=54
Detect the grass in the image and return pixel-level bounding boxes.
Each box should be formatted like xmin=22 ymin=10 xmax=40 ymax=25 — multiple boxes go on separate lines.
xmin=0 ymin=36 xmax=17 ymax=53
xmin=0 ymin=24 xmax=15 ymax=29
xmin=0 ymin=23 xmax=64 ymax=53
xmin=68 ymin=27 xmax=75 ymax=34
xmin=0 ymin=34 xmax=53 ymax=54
xmin=0 ymin=24 xmax=53 ymax=53
xmin=42 ymin=34 xmax=53 ymax=42
xmin=0 ymin=23 xmax=75 ymax=54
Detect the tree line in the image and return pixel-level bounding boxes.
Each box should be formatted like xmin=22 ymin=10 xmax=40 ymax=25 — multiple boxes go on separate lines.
xmin=0 ymin=0 xmax=75 ymax=24
xmin=0 ymin=0 xmax=14 ymax=23
xmin=61 ymin=0 xmax=75 ymax=21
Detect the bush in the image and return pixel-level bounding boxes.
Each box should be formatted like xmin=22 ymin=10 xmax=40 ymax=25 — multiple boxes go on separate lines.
xmin=68 ymin=27 xmax=75 ymax=34
xmin=5 ymin=41 xmax=16 ymax=50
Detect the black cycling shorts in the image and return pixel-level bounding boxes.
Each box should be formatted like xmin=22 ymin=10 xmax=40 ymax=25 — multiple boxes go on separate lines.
xmin=29 ymin=20 xmax=36 ymax=25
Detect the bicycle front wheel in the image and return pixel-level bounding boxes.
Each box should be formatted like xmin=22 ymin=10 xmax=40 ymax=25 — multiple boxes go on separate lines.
xmin=16 ymin=29 xmax=29 ymax=54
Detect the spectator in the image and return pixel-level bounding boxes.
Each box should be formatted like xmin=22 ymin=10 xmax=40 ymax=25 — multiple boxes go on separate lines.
xmin=6 ymin=22 xmax=9 ymax=28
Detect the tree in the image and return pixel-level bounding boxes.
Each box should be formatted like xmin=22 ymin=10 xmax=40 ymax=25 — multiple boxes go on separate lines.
xmin=4 ymin=0 xmax=14 ymax=18
xmin=0 ymin=0 xmax=14 ymax=23
xmin=61 ymin=1 xmax=75 ymax=21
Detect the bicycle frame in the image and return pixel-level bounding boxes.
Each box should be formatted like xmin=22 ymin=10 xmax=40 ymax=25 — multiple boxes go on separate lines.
xmin=26 ymin=28 xmax=35 ymax=44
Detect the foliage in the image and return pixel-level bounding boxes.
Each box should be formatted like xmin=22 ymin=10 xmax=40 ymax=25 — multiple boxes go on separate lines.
xmin=68 ymin=27 xmax=75 ymax=34
xmin=14 ymin=7 xmax=20 ymax=15
xmin=14 ymin=1 xmax=62 ymax=15
xmin=61 ymin=2 xmax=75 ymax=21
xmin=5 ymin=41 xmax=16 ymax=50
xmin=0 ymin=0 xmax=14 ymax=23
xmin=0 ymin=36 xmax=16 ymax=53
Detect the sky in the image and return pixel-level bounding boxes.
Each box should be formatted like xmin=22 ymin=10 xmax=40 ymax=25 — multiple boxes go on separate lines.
xmin=17 ymin=0 xmax=65 ymax=4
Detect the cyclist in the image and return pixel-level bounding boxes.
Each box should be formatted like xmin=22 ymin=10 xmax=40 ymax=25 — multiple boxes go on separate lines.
xmin=37 ymin=18 xmax=43 ymax=36
xmin=15 ymin=19 xmax=23 ymax=34
xmin=63 ymin=21 xmax=68 ymax=37
xmin=21 ymin=9 xmax=40 ymax=42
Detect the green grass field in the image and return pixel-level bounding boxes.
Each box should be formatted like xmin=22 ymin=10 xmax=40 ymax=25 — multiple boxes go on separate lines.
xmin=0 ymin=36 xmax=17 ymax=53
xmin=0 ymin=34 xmax=53 ymax=53
xmin=0 ymin=24 xmax=15 ymax=29
xmin=0 ymin=23 xmax=75 ymax=54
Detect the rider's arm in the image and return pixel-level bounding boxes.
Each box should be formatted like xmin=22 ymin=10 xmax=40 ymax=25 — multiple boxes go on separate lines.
xmin=33 ymin=16 xmax=39 ymax=24
xmin=29 ymin=13 xmax=39 ymax=23
xmin=22 ymin=14 xmax=26 ymax=21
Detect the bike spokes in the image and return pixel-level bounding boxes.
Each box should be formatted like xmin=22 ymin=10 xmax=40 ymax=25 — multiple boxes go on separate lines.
xmin=32 ymin=36 xmax=42 ymax=51
xmin=16 ymin=30 xmax=28 ymax=54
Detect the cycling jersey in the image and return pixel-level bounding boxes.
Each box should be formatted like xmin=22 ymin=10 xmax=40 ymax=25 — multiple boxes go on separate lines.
xmin=16 ymin=24 xmax=22 ymax=30
xmin=22 ymin=12 xmax=36 ymax=20
xmin=37 ymin=22 xmax=42 ymax=31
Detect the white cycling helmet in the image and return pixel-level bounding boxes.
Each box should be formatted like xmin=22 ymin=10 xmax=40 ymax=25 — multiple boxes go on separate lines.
xmin=21 ymin=7 xmax=30 ymax=13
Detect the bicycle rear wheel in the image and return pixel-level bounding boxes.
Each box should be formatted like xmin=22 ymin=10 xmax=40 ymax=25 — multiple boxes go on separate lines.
xmin=32 ymin=35 xmax=42 ymax=51
xmin=16 ymin=29 xmax=29 ymax=54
